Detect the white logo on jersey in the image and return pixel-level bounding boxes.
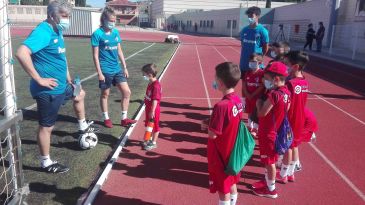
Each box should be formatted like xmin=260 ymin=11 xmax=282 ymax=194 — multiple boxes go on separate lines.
xmin=115 ymin=37 xmax=119 ymax=41
xmin=232 ymin=105 xmax=239 ymax=117
xmin=105 ymin=40 xmax=109 ymax=43
xmin=54 ymin=39 xmax=58 ymax=44
xmin=58 ymin=47 xmax=66 ymax=54
xmin=294 ymin=85 xmax=302 ymax=94
xmin=283 ymin=94 xmax=289 ymax=103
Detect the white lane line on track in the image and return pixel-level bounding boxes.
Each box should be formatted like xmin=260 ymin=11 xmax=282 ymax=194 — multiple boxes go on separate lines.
xmin=195 ymin=45 xmax=212 ymax=112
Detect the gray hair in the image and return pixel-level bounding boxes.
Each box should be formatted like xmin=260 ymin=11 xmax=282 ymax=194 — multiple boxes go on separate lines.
xmin=100 ymin=6 xmax=116 ymax=27
xmin=47 ymin=0 xmax=72 ymax=22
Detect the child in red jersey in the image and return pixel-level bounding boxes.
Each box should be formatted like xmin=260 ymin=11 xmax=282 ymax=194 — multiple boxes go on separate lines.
xmin=302 ymin=107 xmax=318 ymax=143
xmin=202 ymin=62 xmax=243 ymax=205
xmin=277 ymin=51 xmax=310 ymax=182
xmin=242 ymin=53 xmax=265 ymax=136
xmin=142 ymin=64 xmax=162 ymax=151
xmin=251 ymin=62 xmax=290 ymax=199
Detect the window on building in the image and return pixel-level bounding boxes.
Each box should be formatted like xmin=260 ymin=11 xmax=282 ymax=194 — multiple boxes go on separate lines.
xmin=211 ymin=20 xmax=214 ymax=28
xmin=204 ymin=20 xmax=206 ymax=27
xmin=200 ymin=20 xmax=202 ymax=27
xmin=232 ymin=20 xmax=237 ymax=29
xmin=207 ymin=20 xmax=210 ymax=27
xmin=227 ymin=20 xmax=231 ymax=29
xmin=17 ymin=8 xmax=23 ymax=14
xmin=35 ymin=8 xmax=41 ymax=15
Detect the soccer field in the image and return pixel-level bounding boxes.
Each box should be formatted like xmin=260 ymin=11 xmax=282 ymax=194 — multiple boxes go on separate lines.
xmin=11 ymin=37 xmax=177 ymax=205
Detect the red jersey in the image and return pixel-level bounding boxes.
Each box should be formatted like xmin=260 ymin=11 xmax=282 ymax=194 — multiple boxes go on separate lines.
xmin=286 ymin=77 xmax=309 ymax=143
xmin=258 ymin=86 xmax=291 ymax=140
xmin=244 ymin=70 xmax=264 ymax=113
xmin=302 ymin=108 xmax=318 ymax=142
xmin=244 ymin=69 xmax=264 ymax=94
xmin=144 ymin=80 xmax=162 ymax=109
xmin=207 ymin=93 xmax=243 ymax=193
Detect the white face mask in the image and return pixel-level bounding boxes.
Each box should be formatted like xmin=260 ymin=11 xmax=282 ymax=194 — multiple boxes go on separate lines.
xmin=249 ymin=61 xmax=259 ymax=70
xmin=248 ymin=17 xmax=256 ymax=25
xmin=271 ymin=51 xmax=277 ymax=58
xmin=264 ymin=79 xmax=274 ymax=90
xmin=57 ymin=18 xmax=70 ymax=31
xmin=107 ymin=21 xmax=115 ymax=30
xmin=143 ymin=76 xmax=149 ymax=81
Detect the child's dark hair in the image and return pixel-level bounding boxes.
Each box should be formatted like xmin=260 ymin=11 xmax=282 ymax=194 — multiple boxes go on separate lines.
xmin=272 ymin=42 xmax=284 ymax=48
xmin=249 ymin=53 xmax=263 ymax=62
xmin=215 ymin=62 xmax=241 ymax=89
xmin=265 ymin=71 xmax=286 ymax=81
xmin=245 ymin=6 xmax=261 ymax=16
xmin=142 ymin=63 xmax=158 ymax=77
xmin=285 ymin=50 xmax=309 ymax=70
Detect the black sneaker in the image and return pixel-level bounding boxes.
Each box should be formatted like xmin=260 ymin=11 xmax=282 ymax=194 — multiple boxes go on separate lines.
xmin=295 ymin=163 xmax=302 ymax=172
xmin=79 ymin=120 xmax=100 ymax=134
xmin=144 ymin=141 xmax=157 ymax=151
xmin=41 ymin=161 xmax=69 ymax=173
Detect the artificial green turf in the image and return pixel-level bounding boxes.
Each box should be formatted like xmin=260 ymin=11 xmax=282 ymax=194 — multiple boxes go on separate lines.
xmin=10 ymin=37 xmax=177 ymax=205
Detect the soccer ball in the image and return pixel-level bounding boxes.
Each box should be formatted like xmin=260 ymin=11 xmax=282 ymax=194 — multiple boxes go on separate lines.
xmin=78 ymin=132 xmax=98 ymax=149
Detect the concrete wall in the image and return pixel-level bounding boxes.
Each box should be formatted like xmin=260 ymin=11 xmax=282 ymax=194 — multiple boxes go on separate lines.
xmin=170 ymin=8 xmax=274 ymax=37
xmin=273 ymin=0 xmax=332 ymax=44
xmin=8 ymin=5 xmax=47 ymax=24
xmin=151 ymin=0 xmax=293 ymax=29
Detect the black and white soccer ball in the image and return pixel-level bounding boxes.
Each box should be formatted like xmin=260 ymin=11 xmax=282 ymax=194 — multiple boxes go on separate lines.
xmin=78 ymin=132 xmax=98 ymax=149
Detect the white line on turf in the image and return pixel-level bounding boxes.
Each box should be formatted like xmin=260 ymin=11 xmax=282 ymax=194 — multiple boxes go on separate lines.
xmin=195 ymin=45 xmax=213 ymax=112
xmin=309 ymin=143 xmax=365 ymax=202
xmin=314 ymin=94 xmax=365 ymax=126
xmin=213 ymin=46 xmax=228 ymax=61
xmin=81 ymin=44 xmax=180 ymax=205
xmin=24 ymin=43 xmax=156 ymax=111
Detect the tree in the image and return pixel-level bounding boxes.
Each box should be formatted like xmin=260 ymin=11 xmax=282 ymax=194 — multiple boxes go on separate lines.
xmin=266 ymin=0 xmax=271 ymax=8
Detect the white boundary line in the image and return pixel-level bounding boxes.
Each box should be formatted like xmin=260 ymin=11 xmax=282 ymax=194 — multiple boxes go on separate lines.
xmin=309 ymin=143 xmax=365 ymax=202
xmin=229 ymin=46 xmax=240 ymax=54
xmin=162 ymin=96 xmax=335 ymax=100
xmin=195 ymin=45 xmax=212 ymax=112
xmin=81 ymin=44 xmax=180 ymax=205
xmin=314 ymin=94 xmax=365 ymax=126
xmin=213 ymin=46 xmax=228 ymax=61
xmin=24 ymin=43 xmax=156 ymax=111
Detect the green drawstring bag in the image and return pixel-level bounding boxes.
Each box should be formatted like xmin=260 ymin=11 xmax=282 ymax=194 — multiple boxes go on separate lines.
xmin=216 ymin=120 xmax=256 ymax=176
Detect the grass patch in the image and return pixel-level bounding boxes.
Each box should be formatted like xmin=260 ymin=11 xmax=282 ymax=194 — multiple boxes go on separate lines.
xmin=10 ymin=37 xmax=177 ymax=205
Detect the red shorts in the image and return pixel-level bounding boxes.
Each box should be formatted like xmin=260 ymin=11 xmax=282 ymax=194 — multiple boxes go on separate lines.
xmin=290 ymin=136 xmax=302 ymax=148
xmin=145 ymin=106 xmax=160 ymax=132
xmin=208 ymin=169 xmax=240 ymax=194
xmin=258 ymin=134 xmax=278 ymax=165
xmin=245 ymin=98 xmax=257 ymax=114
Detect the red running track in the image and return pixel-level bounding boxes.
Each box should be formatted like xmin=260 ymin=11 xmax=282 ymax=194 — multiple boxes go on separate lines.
xmin=93 ymin=34 xmax=365 ymax=205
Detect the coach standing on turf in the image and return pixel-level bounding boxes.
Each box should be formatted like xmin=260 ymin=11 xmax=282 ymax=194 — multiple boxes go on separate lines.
xmin=239 ymin=7 xmax=269 ymax=98
xmin=16 ymin=0 xmax=97 ymax=173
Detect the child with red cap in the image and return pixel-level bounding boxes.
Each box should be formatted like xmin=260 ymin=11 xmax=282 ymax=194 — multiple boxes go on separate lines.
xmin=251 ymin=62 xmax=291 ymax=199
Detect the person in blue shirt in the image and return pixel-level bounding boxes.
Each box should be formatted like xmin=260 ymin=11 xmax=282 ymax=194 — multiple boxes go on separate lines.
xmin=91 ymin=6 xmax=137 ymax=128
xmin=240 ymin=7 xmax=269 ymax=75
xmin=16 ymin=0 xmax=98 ymax=173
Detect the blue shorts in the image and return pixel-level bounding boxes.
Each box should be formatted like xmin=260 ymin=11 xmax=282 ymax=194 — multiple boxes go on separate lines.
xmin=34 ymin=84 xmax=74 ymax=127
xmin=99 ymin=71 xmax=127 ymax=90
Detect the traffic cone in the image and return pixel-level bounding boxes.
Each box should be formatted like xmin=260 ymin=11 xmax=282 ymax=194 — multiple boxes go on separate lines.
xmin=144 ymin=119 xmax=155 ymax=141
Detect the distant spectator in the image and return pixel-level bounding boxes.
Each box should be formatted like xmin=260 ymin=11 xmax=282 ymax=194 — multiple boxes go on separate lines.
xmin=316 ymin=22 xmax=325 ymax=52
xmin=304 ymin=23 xmax=316 ymax=51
